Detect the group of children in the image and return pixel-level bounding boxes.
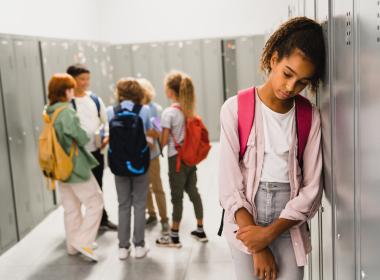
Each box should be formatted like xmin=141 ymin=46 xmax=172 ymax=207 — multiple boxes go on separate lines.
xmin=43 ymin=66 xmax=208 ymax=262
xmin=41 ymin=16 xmax=326 ymax=280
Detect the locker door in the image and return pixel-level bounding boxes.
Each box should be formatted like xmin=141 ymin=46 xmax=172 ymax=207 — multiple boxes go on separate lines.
xmin=251 ymin=35 xmax=265 ymax=87
xmin=315 ymin=1 xmax=335 ymax=279
xmin=149 ymin=43 xmax=168 ymax=108
xmin=13 ymin=38 xmax=45 ymax=229
xmin=0 ymin=38 xmax=35 ymax=238
xmin=131 ymin=44 xmax=151 ymax=80
xmin=166 ymin=42 xmax=184 ymax=72
xmin=85 ymin=42 xmax=103 ymax=99
xmin=183 ymin=40 xmax=205 ymax=119
xmin=235 ymin=35 xmax=265 ymax=90
xmin=332 ymin=0 xmax=356 ymax=279
xmin=201 ymin=39 xmax=224 ymax=141
xmin=357 ymin=1 xmax=380 ymax=278
xmin=0 ymin=39 xmax=18 ymax=253
xmin=98 ymin=44 xmax=113 ymax=105
xmin=236 ymin=37 xmax=255 ymax=89
xmin=110 ymin=45 xmax=134 ymax=84
xmin=222 ymin=39 xmax=238 ymax=100
xmin=26 ymin=39 xmax=55 ymax=214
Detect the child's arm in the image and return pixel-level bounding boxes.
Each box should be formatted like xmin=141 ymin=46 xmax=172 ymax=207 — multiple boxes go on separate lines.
xmin=160 ymin=128 xmax=170 ymax=148
xmin=218 ymin=97 xmax=254 ymax=226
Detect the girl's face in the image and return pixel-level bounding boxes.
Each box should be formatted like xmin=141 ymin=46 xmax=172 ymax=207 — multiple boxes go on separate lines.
xmin=269 ymin=49 xmax=315 ymax=100
xmin=66 ymin=88 xmax=75 ymax=101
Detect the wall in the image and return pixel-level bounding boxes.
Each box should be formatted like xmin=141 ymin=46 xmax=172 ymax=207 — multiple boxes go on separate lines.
xmin=0 ymin=0 xmax=101 ymax=40
xmin=99 ymin=0 xmax=297 ymax=43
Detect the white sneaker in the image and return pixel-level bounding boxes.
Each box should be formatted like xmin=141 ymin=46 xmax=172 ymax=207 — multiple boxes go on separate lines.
xmin=119 ymin=247 xmax=131 ymax=260
xmin=135 ymin=245 xmax=149 ymax=259
xmin=72 ymin=245 xmax=98 ymax=262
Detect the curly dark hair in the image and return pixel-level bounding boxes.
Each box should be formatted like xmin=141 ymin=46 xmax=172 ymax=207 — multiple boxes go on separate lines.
xmin=260 ymin=17 xmax=326 ymax=91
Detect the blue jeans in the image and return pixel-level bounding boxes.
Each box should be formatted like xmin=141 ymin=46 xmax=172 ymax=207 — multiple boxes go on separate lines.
xmin=229 ymin=182 xmax=304 ymax=280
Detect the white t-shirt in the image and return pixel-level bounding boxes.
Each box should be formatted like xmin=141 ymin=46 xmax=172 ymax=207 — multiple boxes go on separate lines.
xmin=161 ymin=104 xmax=185 ymax=158
xmin=72 ymin=92 xmax=109 ymax=152
xmin=259 ymin=97 xmax=295 ymax=183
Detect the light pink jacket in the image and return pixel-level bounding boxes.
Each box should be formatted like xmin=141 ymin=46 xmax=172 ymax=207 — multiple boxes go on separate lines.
xmin=218 ymin=95 xmax=322 ymax=266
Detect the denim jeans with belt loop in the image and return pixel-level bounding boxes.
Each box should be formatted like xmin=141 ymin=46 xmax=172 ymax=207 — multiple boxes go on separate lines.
xmin=229 ymin=182 xmax=304 ymax=280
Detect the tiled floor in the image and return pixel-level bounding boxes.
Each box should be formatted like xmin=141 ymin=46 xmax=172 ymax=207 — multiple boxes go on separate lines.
xmin=0 ymin=142 xmax=236 ymax=280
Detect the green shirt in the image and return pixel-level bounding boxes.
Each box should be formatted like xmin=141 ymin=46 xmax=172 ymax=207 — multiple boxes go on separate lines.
xmin=46 ymin=102 xmax=99 ymax=183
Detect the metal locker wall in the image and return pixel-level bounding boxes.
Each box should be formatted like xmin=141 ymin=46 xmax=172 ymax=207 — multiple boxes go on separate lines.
xmin=315 ymin=1 xmax=335 ymax=279
xmin=165 ymin=41 xmax=184 ymax=73
xmin=236 ymin=37 xmax=256 ymax=90
xmin=222 ymin=39 xmax=238 ymax=100
xmin=251 ymin=35 xmax=265 ymax=87
xmin=84 ymin=42 xmax=104 ymax=101
xmin=235 ymin=36 xmax=265 ymax=90
xmin=201 ymin=39 xmax=224 ymax=141
xmin=182 ymin=40 xmax=206 ymax=120
xmin=98 ymin=44 xmax=114 ymax=105
xmin=109 ymin=45 xmax=134 ymax=90
xmin=27 ymin=39 xmax=55 ymax=215
xmin=0 ymin=37 xmax=37 ymax=238
xmin=131 ymin=44 xmax=151 ymax=80
xmin=13 ymin=38 xmax=45 ymax=229
xmin=0 ymin=45 xmax=18 ymax=253
xmin=357 ymin=1 xmax=380 ymax=278
xmin=148 ymin=43 xmax=169 ymax=108
xmin=331 ymin=1 xmax=356 ymax=279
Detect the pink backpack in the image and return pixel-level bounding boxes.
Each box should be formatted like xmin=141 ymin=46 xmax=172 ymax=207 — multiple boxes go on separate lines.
xmin=218 ymin=87 xmax=312 ymax=236
xmin=238 ymin=87 xmax=312 ymax=169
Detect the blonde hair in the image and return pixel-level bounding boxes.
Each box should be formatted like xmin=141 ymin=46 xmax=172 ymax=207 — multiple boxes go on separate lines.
xmin=165 ymin=71 xmax=196 ymax=118
xmin=115 ymin=77 xmax=145 ymax=104
xmin=138 ymin=78 xmax=156 ymax=105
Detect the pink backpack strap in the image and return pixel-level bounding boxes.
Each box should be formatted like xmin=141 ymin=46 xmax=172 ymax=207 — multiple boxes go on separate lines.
xmin=237 ymin=87 xmax=256 ymax=159
xmin=294 ymin=94 xmax=312 ymax=169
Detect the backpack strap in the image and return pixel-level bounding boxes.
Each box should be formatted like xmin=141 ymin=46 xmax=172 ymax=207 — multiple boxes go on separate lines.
xmin=237 ymin=87 xmax=256 ymax=160
xmin=50 ymin=105 xmax=69 ymax=123
xmin=113 ymin=104 xmax=122 ymax=115
xmin=89 ymin=94 xmax=101 ymax=118
xmin=70 ymin=99 xmax=77 ymax=112
xmin=294 ymin=95 xmax=313 ymax=170
xmin=132 ymin=104 xmax=142 ymax=115
xmin=71 ymin=94 xmax=101 ymax=118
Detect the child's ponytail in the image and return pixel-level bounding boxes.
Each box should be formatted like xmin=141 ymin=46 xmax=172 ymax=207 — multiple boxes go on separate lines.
xmin=179 ymin=76 xmax=196 ymax=118
xmin=165 ymin=71 xmax=196 ymax=118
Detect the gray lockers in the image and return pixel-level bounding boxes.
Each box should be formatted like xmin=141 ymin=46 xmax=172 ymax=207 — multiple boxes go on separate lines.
xmin=222 ymin=35 xmax=265 ymax=100
xmin=40 ymin=40 xmax=114 ymax=105
xmin=110 ymin=39 xmax=226 ymax=141
xmin=0 ymin=35 xmax=56 ymax=248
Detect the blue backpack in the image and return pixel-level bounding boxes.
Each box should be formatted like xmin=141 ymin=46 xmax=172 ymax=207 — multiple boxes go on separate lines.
xmin=108 ymin=104 xmax=150 ymax=177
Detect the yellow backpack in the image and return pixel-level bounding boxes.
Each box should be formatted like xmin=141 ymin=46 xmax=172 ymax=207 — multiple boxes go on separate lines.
xmin=38 ymin=105 xmax=76 ymax=189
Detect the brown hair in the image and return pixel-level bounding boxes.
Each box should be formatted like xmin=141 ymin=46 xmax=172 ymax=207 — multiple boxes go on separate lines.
xmin=115 ymin=78 xmax=145 ymax=104
xmin=165 ymin=71 xmax=195 ymax=117
xmin=138 ymin=78 xmax=156 ymax=105
xmin=48 ymin=73 xmax=76 ymax=105
xmin=261 ymin=17 xmax=326 ymax=91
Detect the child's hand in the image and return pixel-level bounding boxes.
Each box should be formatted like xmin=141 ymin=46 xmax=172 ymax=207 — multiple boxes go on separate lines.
xmin=252 ymin=248 xmax=277 ymax=280
xmin=237 ymin=225 xmax=273 ymax=253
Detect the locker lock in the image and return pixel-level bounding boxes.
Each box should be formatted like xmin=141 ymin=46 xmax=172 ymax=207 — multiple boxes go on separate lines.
xmin=8 ymin=137 xmax=12 ymax=142
xmin=361 ymin=270 xmax=367 ymax=279
xmin=337 ymin=234 xmax=341 ymax=240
